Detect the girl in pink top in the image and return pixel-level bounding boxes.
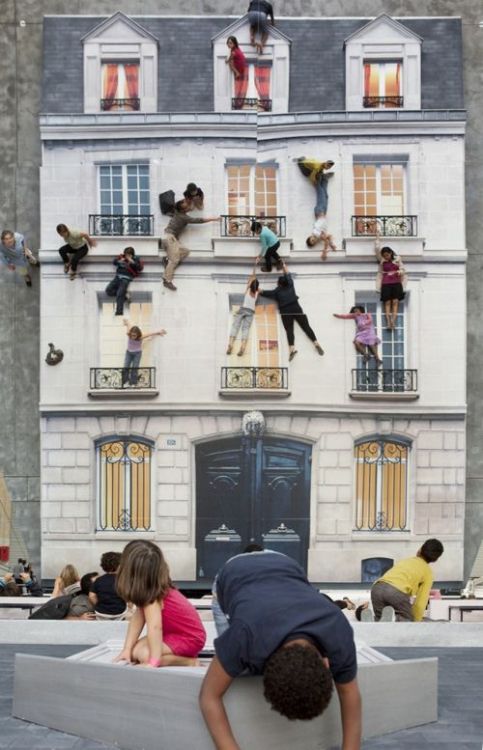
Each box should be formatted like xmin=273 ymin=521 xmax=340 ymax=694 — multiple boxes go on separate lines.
xmin=226 ymin=36 xmax=248 ymax=109
xmin=333 ymin=306 xmax=382 ymax=366
xmin=115 ymin=540 xmax=206 ymax=668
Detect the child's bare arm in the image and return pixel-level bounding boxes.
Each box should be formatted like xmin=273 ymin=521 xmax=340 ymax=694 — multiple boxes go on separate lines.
xmin=114 ymin=606 xmax=145 ymax=662
xmin=88 ymin=591 xmax=98 ymax=607
xmin=199 ymin=657 xmax=239 ymax=750
xmin=144 ymin=600 xmax=163 ymax=665
xmin=141 ymin=329 xmax=167 ymax=340
xmin=336 ymin=678 xmax=362 ymax=750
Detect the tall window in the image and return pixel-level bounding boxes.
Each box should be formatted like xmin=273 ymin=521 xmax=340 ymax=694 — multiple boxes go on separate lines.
xmin=99 ymin=301 xmax=152 ymax=367
xmin=353 ymin=296 xmax=409 ymax=393
xmin=226 ymin=164 xmax=277 ymax=216
xmin=354 ymin=163 xmax=405 ymax=217
xmin=97 ymin=438 xmax=152 ymax=531
xmin=354 ymin=437 xmax=409 ymax=531
xmin=101 ymin=62 xmax=140 ymax=110
xmin=363 ymin=61 xmax=402 ymax=108
xmin=97 ymin=164 xmax=151 ymax=235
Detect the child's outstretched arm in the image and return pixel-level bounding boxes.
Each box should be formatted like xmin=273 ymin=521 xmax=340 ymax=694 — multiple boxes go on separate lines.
xmin=333 ymin=313 xmax=356 ymax=319
xmin=141 ymin=329 xmax=167 ymax=340
xmin=199 ymin=656 xmax=239 ymax=750
xmin=114 ymin=606 xmax=145 ymax=663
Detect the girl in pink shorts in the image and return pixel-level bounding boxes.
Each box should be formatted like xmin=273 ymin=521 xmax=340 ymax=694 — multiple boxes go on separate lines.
xmin=115 ymin=540 xmax=206 ymax=668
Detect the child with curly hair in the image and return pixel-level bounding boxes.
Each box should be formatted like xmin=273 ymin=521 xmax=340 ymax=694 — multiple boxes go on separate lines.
xmin=114 ymin=540 xmax=206 ymax=667
xmin=89 ymin=551 xmax=127 ymax=620
xmin=200 ymin=551 xmax=360 ymax=749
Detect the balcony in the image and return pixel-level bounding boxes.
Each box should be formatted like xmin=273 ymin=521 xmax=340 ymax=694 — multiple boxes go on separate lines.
xmin=363 ymin=96 xmax=404 ymax=109
xmin=351 ymin=369 xmax=418 ymax=400
xmin=89 ymin=214 xmax=154 ymax=237
xmin=220 ymin=367 xmax=290 ymax=398
xmin=220 ymin=215 xmax=286 ymax=238
xmin=352 ymin=215 xmax=418 ymax=238
xmin=100 ymin=97 xmax=140 ymax=111
xmin=89 ymin=368 xmax=158 ymax=398
xmin=231 ymin=97 xmax=272 ymax=112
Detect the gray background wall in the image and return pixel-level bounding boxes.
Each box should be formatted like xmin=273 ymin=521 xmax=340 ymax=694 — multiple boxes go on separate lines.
xmin=1 ymin=0 xmax=481 ymax=577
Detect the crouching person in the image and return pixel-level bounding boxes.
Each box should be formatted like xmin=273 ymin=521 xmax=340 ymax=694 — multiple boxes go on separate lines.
xmin=200 ymin=551 xmax=361 ymax=750
xmin=105 ymin=247 xmax=143 ymax=316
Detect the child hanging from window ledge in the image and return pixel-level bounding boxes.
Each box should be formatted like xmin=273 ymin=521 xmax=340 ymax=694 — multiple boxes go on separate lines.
xmin=122 ymin=318 xmax=166 ymax=387
xmin=333 ymin=306 xmax=382 ymax=366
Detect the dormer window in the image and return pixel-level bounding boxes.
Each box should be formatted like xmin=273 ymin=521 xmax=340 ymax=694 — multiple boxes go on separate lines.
xmin=345 ymin=14 xmax=421 ymax=111
xmin=83 ymin=12 xmax=158 ymax=114
xmin=101 ymin=62 xmax=140 ymax=111
xmin=363 ymin=61 xmax=403 ymax=108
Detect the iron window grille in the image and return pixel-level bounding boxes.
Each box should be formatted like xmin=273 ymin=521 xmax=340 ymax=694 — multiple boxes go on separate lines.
xmin=97 ymin=438 xmax=152 ymax=532
xmin=221 ymin=367 xmax=288 ymax=390
xmin=89 ymin=214 xmax=154 ymax=236
xmin=352 ymin=215 xmax=417 ymax=237
xmin=220 ymin=215 xmax=286 ymax=238
xmin=90 ymin=368 xmax=156 ymax=390
xmin=354 ymin=438 xmax=409 ymax=531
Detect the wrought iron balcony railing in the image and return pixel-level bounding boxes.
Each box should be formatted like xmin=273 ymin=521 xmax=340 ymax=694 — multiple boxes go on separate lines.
xmin=220 ymin=215 xmax=286 ymax=238
xmin=90 ymin=368 xmax=156 ymax=390
xmin=352 ymin=368 xmax=418 ymax=394
xmin=231 ymin=97 xmax=272 ymax=111
xmin=100 ymin=97 xmax=140 ymax=111
xmin=352 ymin=215 xmax=418 ymax=237
xmin=363 ymin=96 xmax=404 ymax=108
xmin=221 ymin=367 xmax=288 ymax=390
xmin=89 ymin=214 xmax=154 ymax=236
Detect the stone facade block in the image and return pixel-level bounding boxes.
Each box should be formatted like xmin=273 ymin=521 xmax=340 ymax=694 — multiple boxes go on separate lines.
xmin=325 ymin=433 xmax=353 ymax=450
xmin=157 ymin=518 xmax=175 ymax=534
xmin=418 ymin=432 xmax=444 ymax=450
xmin=175 ymin=452 xmax=189 ymax=468
xmin=62 ymin=432 xmax=91 ymax=449
xmin=318 ymin=451 xmax=338 ymax=468
xmin=337 ymin=451 xmax=352 ymax=468
xmin=47 ymin=418 xmax=75 ymax=433
xmin=47 ymin=484 xmax=76 ymax=501
xmin=157 ymin=484 xmax=175 ymax=500
xmin=158 ymin=468 xmax=184 ymax=484
xmin=41 ymin=433 xmax=62 ymax=449
xmin=75 ymin=518 xmax=91 ymax=534
xmin=174 ymin=519 xmax=189 ymax=535
xmin=48 ymin=518 xmax=75 ymax=533
xmin=157 ymin=451 xmax=176 ymax=467
xmin=76 ymin=484 xmax=91 ymax=501
xmin=443 ymin=433 xmax=457 ymax=450
xmin=316 ymin=517 xmax=337 ymax=535
xmin=416 ymin=468 xmax=444 ymax=485
xmin=63 ymin=502 xmax=90 ymax=518
xmin=337 ymin=485 xmax=353 ymax=502
xmin=323 ymin=468 xmax=353 ymax=485
xmin=41 ymin=467 xmax=63 ymax=484
xmin=48 ymin=450 xmax=76 ymax=467
xmin=61 ymin=468 xmax=90 ymax=484
xmin=443 ymin=468 xmax=457 ymax=485
xmin=417 ymin=451 xmax=430 ymax=468
xmin=430 ymin=451 xmax=464 ymax=468
xmin=316 ymin=485 xmax=338 ymax=502
xmin=157 ymin=501 xmax=189 ymax=517
xmin=42 ymin=501 xmax=62 ymax=518
xmin=416 ymin=485 xmax=430 ymax=502
xmin=174 ymin=484 xmax=189 ymax=501
xmin=76 ymin=451 xmax=91 ymax=467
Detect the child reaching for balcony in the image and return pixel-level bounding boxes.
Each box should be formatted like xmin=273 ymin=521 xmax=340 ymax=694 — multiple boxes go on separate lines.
xmin=251 ymin=220 xmax=283 ymax=272
xmin=122 ymin=318 xmax=166 ymax=387
xmin=333 ymin=306 xmax=382 ymax=366
xmin=114 ymin=540 xmax=206 ymax=668
xmin=225 ymin=36 xmax=248 ymax=109
xmin=226 ymin=273 xmax=259 ymax=357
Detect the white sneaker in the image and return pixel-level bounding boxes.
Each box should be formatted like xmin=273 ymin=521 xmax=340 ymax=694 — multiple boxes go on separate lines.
xmin=380 ymin=606 xmax=396 ymax=622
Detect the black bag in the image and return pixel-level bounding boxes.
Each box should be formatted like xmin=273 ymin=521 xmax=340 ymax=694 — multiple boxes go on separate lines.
xmin=29 ymin=594 xmax=73 ymax=620
xmin=159 ymin=190 xmax=175 ymax=215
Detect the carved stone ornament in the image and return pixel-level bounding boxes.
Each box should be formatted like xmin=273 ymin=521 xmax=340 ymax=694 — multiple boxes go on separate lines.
xmin=242 ymin=410 xmax=265 ymax=437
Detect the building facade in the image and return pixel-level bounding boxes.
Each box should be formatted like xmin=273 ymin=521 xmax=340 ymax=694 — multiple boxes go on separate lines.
xmin=36 ymin=10 xmax=467 ymax=583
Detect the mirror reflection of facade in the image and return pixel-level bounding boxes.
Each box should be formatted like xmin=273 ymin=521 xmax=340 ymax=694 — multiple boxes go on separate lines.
xmin=36 ymin=11 xmax=466 ymax=584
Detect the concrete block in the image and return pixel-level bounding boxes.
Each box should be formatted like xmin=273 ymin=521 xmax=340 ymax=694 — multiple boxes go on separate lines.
xmin=75 ymin=518 xmax=91 ymax=534
xmin=41 ymin=433 xmax=62 ymax=449
xmin=12 ymin=646 xmax=438 ymax=750
xmin=40 ymin=467 xmax=63 ymax=484
xmin=418 ymin=432 xmax=444 ymax=450
xmin=48 ymin=450 xmax=76 ymax=467
xmin=324 ymin=433 xmax=353 ymax=450
xmin=75 ymin=451 xmax=91 ymax=467
xmin=47 ymin=484 xmax=76 ymax=501
xmin=157 ymin=451 xmax=176 ymax=467
xmin=62 ymin=432 xmax=90 ymax=450
xmin=157 ymin=501 xmax=188 ymax=516
xmin=324 ymin=468 xmax=352 ymax=485
xmin=319 ymin=452 xmax=338 ymax=468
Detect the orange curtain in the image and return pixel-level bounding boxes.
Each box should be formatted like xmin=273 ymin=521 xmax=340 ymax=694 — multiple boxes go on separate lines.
xmin=396 ymin=62 xmax=401 ymax=95
xmin=364 ymin=63 xmax=371 ymax=98
xmin=103 ymin=63 xmax=119 ymax=102
xmin=124 ymin=63 xmax=139 ymax=105
xmin=255 ymin=64 xmax=271 ymax=110
xmin=233 ymin=67 xmax=249 ymax=107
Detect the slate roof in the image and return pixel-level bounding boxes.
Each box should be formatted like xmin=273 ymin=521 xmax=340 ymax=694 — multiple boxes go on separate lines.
xmin=41 ymin=15 xmax=464 ymax=113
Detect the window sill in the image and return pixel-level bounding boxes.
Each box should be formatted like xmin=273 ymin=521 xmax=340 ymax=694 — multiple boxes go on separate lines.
xmin=88 ymin=388 xmax=159 ymax=399
xmin=212 ymin=237 xmax=292 ymax=259
xmin=350 ymin=391 xmax=419 ymax=401
xmin=344 ymin=236 xmax=424 ymax=257
xmin=94 ymin=530 xmax=155 ymax=539
xmin=219 ymin=388 xmax=291 ymax=399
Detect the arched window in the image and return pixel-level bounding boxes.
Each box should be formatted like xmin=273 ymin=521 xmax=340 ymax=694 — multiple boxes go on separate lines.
xmin=97 ymin=437 xmax=152 ymax=531
xmin=354 ymin=437 xmax=410 ymax=531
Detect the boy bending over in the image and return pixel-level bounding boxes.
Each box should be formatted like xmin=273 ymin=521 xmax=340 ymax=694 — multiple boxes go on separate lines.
xmin=199 ymin=551 xmax=361 ymax=750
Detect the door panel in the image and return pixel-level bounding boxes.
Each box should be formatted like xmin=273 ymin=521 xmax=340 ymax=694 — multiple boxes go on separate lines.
xmin=195 ymin=436 xmax=311 ymax=579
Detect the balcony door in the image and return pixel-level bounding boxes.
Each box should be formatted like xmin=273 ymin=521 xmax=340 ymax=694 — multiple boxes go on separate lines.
xmin=195 ymin=435 xmax=311 ymax=579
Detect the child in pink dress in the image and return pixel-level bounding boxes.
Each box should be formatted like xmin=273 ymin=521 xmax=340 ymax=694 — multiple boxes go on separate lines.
xmin=333 ymin=306 xmax=382 ymax=366
xmin=114 ymin=540 xmax=206 ymax=668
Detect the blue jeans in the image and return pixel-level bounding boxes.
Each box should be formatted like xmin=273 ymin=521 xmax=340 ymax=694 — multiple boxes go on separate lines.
xmin=106 ymin=276 xmax=130 ymax=315
xmin=122 ymin=350 xmax=142 ymax=385
xmin=314 ymin=174 xmax=328 ymax=216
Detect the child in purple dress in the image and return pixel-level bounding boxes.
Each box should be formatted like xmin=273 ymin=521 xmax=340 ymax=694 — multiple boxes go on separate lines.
xmin=333 ymin=306 xmax=382 ymax=366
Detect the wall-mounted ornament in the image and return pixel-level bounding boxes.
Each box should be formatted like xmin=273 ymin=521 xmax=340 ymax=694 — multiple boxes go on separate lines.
xmin=45 ymin=343 xmax=64 ymax=366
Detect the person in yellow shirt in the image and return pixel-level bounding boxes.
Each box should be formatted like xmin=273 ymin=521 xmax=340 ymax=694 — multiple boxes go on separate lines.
xmin=371 ymin=538 xmax=444 ymax=622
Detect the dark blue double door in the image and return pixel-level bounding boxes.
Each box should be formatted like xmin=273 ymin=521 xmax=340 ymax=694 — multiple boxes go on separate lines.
xmin=195 ymin=436 xmax=312 ymax=579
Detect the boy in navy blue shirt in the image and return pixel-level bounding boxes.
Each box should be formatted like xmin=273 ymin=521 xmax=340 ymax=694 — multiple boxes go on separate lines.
xmin=200 ymin=551 xmax=361 ymax=750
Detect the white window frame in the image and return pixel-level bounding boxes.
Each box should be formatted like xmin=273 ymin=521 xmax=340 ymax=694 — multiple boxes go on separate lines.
xmin=226 ymin=296 xmax=284 ymax=368
xmin=354 ymin=293 xmax=407 ymax=372
xmin=225 ymin=162 xmax=279 ymax=217
xmin=353 ymin=162 xmax=407 ymax=216
xmin=98 ymin=164 xmax=151 ymax=216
